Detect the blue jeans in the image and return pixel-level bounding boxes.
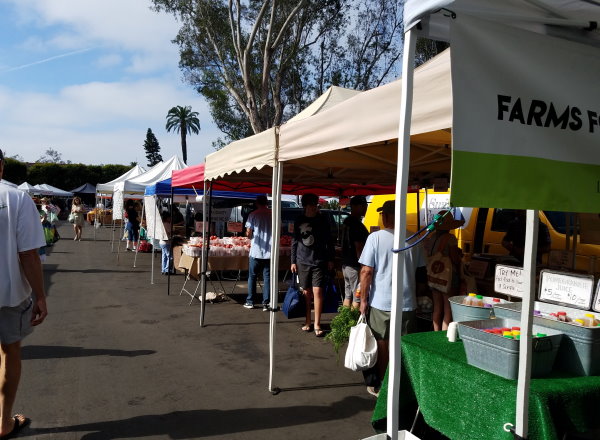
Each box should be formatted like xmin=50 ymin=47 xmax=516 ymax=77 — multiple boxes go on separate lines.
xmin=160 ymin=243 xmax=171 ymax=273
xmin=246 ymin=257 xmax=270 ymax=305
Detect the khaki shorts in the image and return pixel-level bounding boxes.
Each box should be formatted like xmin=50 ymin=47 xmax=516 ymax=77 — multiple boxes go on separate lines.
xmin=367 ymin=307 xmax=416 ymax=340
xmin=0 ymin=298 xmax=33 ymax=345
xmin=342 ymin=265 xmax=360 ymax=302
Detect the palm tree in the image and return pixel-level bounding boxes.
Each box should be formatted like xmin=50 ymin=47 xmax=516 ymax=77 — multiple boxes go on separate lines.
xmin=165 ymin=105 xmax=200 ymax=164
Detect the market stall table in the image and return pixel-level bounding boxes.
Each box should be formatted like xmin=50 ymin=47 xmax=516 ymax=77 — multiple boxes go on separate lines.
xmin=372 ymin=331 xmax=600 ymax=440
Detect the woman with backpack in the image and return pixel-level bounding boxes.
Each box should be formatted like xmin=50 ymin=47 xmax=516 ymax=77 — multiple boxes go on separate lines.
xmin=424 ymin=210 xmax=464 ymax=331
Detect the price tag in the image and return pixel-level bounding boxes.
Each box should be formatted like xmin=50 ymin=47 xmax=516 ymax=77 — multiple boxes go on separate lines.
xmin=494 ymin=265 xmax=525 ymax=298
xmin=227 ymin=221 xmax=243 ymax=233
xmin=538 ymin=270 xmax=594 ymax=310
xmin=593 ymin=281 xmax=600 ymax=313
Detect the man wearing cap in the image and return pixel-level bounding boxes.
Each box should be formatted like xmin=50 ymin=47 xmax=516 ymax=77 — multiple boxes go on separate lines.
xmin=0 ymin=149 xmax=48 ymax=438
xmin=359 ymin=200 xmax=426 ymax=395
xmin=341 ymin=196 xmax=369 ymax=308
xmin=244 ymin=195 xmax=272 ymax=311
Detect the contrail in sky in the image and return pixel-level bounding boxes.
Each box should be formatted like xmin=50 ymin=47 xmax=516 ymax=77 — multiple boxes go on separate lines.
xmin=1 ymin=47 xmax=93 ymax=73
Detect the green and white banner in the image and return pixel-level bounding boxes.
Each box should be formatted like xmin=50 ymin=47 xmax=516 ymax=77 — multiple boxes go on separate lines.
xmin=449 ymin=15 xmax=600 ymax=213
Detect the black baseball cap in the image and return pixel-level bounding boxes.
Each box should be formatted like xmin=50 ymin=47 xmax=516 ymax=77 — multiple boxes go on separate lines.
xmin=350 ymin=195 xmax=367 ymax=206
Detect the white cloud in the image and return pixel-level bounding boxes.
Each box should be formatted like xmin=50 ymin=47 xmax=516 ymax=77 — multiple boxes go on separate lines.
xmin=95 ymin=54 xmax=123 ymax=69
xmin=0 ymin=79 xmax=220 ymax=165
xmin=7 ymin=0 xmax=181 ymax=73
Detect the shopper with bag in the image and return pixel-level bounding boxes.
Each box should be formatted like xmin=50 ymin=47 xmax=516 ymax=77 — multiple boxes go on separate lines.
xmin=424 ymin=210 xmax=464 ymax=331
xmin=359 ymin=200 xmax=426 ymax=396
xmin=291 ymin=193 xmax=335 ymax=337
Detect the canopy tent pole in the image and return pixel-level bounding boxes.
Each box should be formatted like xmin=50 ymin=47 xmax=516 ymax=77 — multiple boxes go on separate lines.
xmin=111 ymin=218 xmax=116 ymax=252
xmin=167 ymin=185 xmax=174 ymax=295
xmin=269 ymin=159 xmax=283 ymax=394
xmin=133 ymin=198 xmax=145 ymax=268
xmin=515 ymin=210 xmax=539 ymax=438
xmin=93 ymin=191 xmax=98 ymax=241
xmin=200 ymin=180 xmax=209 ymax=327
xmin=388 ymin=27 xmax=417 ymax=440
xmin=151 ymin=196 xmax=158 ymax=285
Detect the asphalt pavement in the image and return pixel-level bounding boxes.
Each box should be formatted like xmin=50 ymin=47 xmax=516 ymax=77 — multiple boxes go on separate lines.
xmin=15 ymin=222 xmax=378 ymax=440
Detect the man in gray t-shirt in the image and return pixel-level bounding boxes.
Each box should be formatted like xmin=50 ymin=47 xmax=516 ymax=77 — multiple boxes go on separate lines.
xmin=358 ymin=200 xmax=425 ymax=394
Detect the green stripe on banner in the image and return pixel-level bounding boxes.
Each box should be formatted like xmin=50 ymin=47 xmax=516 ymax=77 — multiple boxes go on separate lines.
xmin=451 ymin=151 xmax=600 ymax=213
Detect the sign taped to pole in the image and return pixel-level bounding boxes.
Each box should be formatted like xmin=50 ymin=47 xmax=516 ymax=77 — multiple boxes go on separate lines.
xmin=450 ymin=15 xmax=600 ymax=213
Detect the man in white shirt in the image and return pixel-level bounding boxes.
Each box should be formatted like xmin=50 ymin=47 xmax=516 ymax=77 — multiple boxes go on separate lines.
xmin=359 ymin=200 xmax=426 ymax=396
xmin=244 ymin=195 xmax=272 ymax=311
xmin=0 ymin=149 xmax=48 ymax=438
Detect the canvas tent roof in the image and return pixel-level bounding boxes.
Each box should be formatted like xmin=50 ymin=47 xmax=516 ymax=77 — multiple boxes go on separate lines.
xmin=34 ymin=184 xmax=73 ymax=197
xmin=96 ymin=165 xmax=146 ymax=193
xmin=204 ymin=86 xmax=362 ymax=185
xmin=114 ymin=156 xmax=186 ymax=194
xmin=404 ymin=0 xmax=600 ymax=46
xmin=145 ymin=177 xmax=258 ymax=200
xmin=71 ymin=183 xmax=97 ymax=194
xmin=17 ymin=182 xmax=41 ymax=194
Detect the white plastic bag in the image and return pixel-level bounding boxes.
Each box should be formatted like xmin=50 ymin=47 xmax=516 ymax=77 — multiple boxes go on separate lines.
xmin=344 ymin=314 xmax=378 ymax=371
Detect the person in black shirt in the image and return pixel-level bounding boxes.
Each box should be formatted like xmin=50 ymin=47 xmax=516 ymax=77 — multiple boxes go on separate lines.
xmin=341 ymin=196 xmax=369 ymax=308
xmin=124 ymin=199 xmax=140 ymax=251
xmin=291 ymin=193 xmax=335 ymax=337
xmin=502 ymin=210 xmax=551 ymax=265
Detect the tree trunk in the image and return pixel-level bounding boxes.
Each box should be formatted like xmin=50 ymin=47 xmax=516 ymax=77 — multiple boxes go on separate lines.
xmin=181 ymin=130 xmax=187 ymax=164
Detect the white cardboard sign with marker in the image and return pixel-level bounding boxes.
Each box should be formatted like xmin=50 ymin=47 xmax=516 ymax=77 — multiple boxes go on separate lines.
xmin=494 ymin=265 xmax=525 ymax=298
xmin=538 ymin=270 xmax=595 ymax=310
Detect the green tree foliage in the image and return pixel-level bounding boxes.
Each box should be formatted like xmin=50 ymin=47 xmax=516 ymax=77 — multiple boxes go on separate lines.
xmin=36 ymin=148 xmax=71 ymax=164
xmin=152 ymin=0 xmax=402 ymax=148
xmin=143 ymin=128 xmax=163 ymax=167
xmin=165 ymin=105 xmax=201 ymax=164
xmin=2 ymin=158 xmax=28 ymax=184
xmin=24 ymin=162 xmax=130 ymax=189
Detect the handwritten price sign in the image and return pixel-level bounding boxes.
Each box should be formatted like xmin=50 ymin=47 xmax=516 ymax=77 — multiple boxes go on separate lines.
xmin=538 ymin=270 xmax=594 ymax=309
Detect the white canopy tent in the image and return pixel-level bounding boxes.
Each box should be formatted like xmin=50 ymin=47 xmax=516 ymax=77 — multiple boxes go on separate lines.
xmin=387 ymin=2 xmax=600 ymax=439
xmin=1 ymin=179 xmax=18 ymax=188
xmin=35 ymin=184 xmax=73 ymax=197
xmin=96 ymin=164 xmax=146 ymax=194
xmin=18 ymin=182 xmax=52 ymax=195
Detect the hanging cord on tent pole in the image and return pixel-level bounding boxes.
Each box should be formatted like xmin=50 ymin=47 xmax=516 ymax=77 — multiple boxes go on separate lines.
xmin=392 ymin=210 xmax=452 ymax=253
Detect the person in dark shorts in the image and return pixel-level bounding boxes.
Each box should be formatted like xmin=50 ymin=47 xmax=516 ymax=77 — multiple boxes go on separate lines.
xmin=341 ymin=195 xmax=369 ymax=308
xmin=291 ymin=193 xmax=335 ymax=337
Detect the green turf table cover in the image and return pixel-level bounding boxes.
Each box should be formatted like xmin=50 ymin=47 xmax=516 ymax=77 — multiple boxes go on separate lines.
xmin=372 ymin=331 xmax=600 ymax=440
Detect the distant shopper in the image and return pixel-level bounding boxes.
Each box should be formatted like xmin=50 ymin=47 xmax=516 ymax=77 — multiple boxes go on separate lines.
xmin=359 ymin=200 xmax=426 ymax=396
xmin=291 ymin=193 xmax=335 ymax=337
xmin=341 ymin=195 xmax=369 ymax=308
xmin=159 ymin=211 xmax=172 ymax=275
xmin=124 ymin=200 xmax=140 ymax=251
xmin=424 ymin=210 xmax=464 ymax=331
xmin=70 ymin=196 xmax=85 ymax=241
xmin=244 ymin=195 xmax=272 ymax=311
xmin=0 ymin=149 xmax=48 ymax=438
xmin=502 ymin=210 xmax=551 ymax=265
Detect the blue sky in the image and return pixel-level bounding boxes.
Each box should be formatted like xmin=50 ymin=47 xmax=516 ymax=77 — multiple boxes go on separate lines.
xmin=0 ymin=0 xmax=220 ymax=166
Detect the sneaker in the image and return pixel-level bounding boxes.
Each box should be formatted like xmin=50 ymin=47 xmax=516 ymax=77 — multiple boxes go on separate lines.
xmin=243 ymin=302 xmax=254 ymax=309
xmin=366 ymin=386 xmax=380 ymax=397
xmin=262 ymin=304 xmax=269 ymax=312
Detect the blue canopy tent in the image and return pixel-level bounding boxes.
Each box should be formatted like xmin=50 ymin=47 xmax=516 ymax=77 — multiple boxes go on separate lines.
xmin=144 ymin=177 xmax=258 ymax=200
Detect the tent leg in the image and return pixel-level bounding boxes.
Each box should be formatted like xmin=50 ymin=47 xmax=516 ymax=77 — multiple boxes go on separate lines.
xmin=134 ymin=199 xmax=145 ymax=268
xmin=388 ymin=28 xmax=416 ymax=440
xmin=269 ymin=159 xmax=283 ymax=394
xmin=200 ymin=180 xmax=208 ymax=327
xmin=111 ymin=218 xmax=116 ymax=252
xmin=515 ymin=210 xmax=539 ymax=439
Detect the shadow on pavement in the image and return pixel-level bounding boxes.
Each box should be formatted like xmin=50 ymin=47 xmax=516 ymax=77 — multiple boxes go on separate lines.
xmin=21 ymin=345 xmax=156 ymax=360
xmin=30 ymin=395 xmax=373 ymax=439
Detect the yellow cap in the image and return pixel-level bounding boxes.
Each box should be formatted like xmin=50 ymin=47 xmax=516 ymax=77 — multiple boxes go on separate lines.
xmin=585 ymin=313 xmax=595 ymax=318
xmin=574 ymin=319 xmax=585 ymax=325
xmin=468 ymin=293 xmax=477 ymax=297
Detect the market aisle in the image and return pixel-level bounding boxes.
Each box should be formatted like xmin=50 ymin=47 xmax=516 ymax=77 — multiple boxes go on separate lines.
xmin=15 ymin=223 xmax=376 ymax=440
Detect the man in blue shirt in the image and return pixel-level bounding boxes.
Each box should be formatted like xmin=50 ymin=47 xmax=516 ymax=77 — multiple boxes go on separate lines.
xmin=359 ymin=200 xmax=426 ymax=395
xmin=244 ymin=195 xmax=272 ymax=311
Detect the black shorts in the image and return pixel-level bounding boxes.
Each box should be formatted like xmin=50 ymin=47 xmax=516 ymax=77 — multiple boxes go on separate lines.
xmin=296 ymin=263 xmax=327 ymax=290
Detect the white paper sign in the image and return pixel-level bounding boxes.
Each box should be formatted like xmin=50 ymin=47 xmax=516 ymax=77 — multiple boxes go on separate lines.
xmin=494 ymin=265 xmax=525 ymax=298
xmin=538 ymin=270 xmax=594 ymax=309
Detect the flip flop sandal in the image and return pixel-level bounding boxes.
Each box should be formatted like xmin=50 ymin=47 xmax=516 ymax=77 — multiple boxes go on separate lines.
xmin=0 ymin=415 xmax=30 ymax=439
xmin=301 ymin=325 xmax=313 ymax=332
xmin=314 ymin=328 xmax=325 ymax=337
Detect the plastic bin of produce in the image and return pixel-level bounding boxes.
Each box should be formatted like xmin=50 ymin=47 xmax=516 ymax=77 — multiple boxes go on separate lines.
xmin=449 ymin=295 xmax=511 ymax=323
xmin=457 ymin=318 xmax=563 ymax=380
xmin=494 ymin=301 xmax=600 ymax=376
